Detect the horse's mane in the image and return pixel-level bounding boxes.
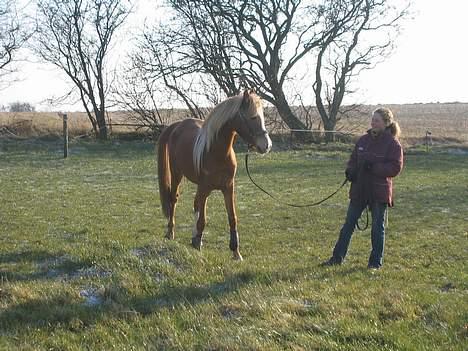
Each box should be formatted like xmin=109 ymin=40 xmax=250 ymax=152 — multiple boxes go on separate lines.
xmin=193 ymin=93 xmax=261 ymax=174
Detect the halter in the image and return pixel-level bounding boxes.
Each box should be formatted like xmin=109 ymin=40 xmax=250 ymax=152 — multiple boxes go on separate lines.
xmin=238 ymin=111 xmax=269 ymax=141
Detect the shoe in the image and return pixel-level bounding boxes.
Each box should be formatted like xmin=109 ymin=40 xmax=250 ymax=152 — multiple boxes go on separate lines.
xmin=367 ymin=263 xmax=381 ymax=270
xmin=320 ymin=256 xmax=342 ymax=266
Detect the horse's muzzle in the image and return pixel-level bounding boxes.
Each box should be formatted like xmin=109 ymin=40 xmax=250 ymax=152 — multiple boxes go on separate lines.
xmin=254 ymin=133 xmax=272 ymax=154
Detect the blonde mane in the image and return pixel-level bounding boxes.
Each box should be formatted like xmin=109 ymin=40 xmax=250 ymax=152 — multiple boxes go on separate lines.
xmin=193 ymin=93 xmax=261 ymax=174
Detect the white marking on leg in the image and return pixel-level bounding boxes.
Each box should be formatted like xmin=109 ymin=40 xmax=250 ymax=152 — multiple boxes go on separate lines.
xmin=192 ymin=211 xmax=199 ymax=238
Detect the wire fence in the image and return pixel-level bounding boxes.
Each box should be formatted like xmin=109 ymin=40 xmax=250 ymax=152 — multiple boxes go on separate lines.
xmin=1 ymin=103 xmax=467 ymax=147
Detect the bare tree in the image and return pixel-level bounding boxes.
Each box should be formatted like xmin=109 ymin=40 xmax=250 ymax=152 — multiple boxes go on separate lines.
xmin=130 ymin=0 xmax=241 ymax=120
xmin=111 ymin=64 xmax=168 ymax=135
xmin=313 ymin=0 xmax=410 ymax=141
xmin=212 ymin=0 xmax=331 ymax=130
xmin=129 ymin=0 xmax=409 ymax=137
xmin=33 ymin=0 xmax=131 ymax=139
xmin=0 ymin=0 xmax=30 ymax=83
xmin=169 ymin=0 xmax=241 ymax=97
xmin=136 ymin=0 xmax=334 ymax=130
xmin=139 ymin=37 xmax=210 ymax=120
xmin=139 ymin=0 xmax=381 ymax=132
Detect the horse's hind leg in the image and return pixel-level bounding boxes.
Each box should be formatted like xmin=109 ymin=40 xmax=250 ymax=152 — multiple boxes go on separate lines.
xmin=166 ymin=172 xmax=182 ymax=240
xmin=192 ymin=187 xmax=211 ymax=250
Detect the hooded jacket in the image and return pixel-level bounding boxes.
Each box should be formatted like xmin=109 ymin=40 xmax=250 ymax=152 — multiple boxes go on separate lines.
xmin=347 ymin=129 xmax=403 ymax=206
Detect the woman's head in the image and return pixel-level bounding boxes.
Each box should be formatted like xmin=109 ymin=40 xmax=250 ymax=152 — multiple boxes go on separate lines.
xmin=372 ymin=107 xmax=401 ymax=138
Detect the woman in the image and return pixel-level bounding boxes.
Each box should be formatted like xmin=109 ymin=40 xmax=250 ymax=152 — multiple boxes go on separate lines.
xmin=323 ymin=107 xmax=404 ymax=269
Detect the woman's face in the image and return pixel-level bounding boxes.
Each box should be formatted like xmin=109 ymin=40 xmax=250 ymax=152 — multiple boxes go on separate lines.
xmin=371 ymin=112 xmax=386 ymax=130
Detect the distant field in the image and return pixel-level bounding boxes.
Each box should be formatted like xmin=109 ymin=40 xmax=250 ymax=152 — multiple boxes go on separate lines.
xmin=1 ymin=103 xmax=467 ymax=145
xmin=372 ymin=103 xmax=468 ymax=144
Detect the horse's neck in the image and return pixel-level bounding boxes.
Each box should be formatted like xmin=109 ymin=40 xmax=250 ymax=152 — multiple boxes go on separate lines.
xmin=209 ymin=122 xmax=237 ymax=158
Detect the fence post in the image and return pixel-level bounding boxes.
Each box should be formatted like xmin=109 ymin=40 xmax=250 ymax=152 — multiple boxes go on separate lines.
xmin=62 ymin=113 xmax=68 ymax=158
xmin=425 ymin=130 xmax=432 ymax=153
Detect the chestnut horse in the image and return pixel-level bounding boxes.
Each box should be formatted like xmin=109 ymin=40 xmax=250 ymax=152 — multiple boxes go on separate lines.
xmin=157 ymin=90 xmax=272 ymax=260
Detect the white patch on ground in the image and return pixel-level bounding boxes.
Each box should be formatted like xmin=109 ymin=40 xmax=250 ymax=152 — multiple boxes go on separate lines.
xmin=36 ymin=255 xmax=73 ymax=272
xmin=446 ymin=148 xmax=468 ymax=155
xmin=130 ymin=246 xmax=183 ymax=272
xmin=69 ymin=266 xmax=112 ymax=280
xmin=79 ymin=287 xmax=104 ymax=306
xmin=154 ymin=272 xmax=165 ymax=283
xmin=130 ymin=248 xmax=145 ymax=257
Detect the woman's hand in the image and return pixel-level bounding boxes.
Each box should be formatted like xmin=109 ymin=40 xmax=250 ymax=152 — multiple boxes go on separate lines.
xmin=345 ymin=168 xmax=356 ymax=182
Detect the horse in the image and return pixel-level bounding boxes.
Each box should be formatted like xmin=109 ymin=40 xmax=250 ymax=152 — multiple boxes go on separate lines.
xmin=157 ymin=89 xmax=272 ymax=260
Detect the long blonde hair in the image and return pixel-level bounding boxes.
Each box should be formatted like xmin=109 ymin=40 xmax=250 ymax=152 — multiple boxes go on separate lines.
xmin=374 ymin=107 xmax=401 ymax=139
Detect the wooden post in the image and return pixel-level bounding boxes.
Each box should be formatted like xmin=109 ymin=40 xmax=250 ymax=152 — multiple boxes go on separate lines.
xmin=63 ymin=113 xmax=68 ymax=158
xmin=425 ymin=130 xmax=432 ymax=153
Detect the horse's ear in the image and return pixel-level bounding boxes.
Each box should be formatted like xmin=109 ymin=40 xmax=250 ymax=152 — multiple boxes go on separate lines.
xmin=249 ymin=88 xmax=255 ymax=95
xmin=242 ymin=89 xmax=250 ymax=107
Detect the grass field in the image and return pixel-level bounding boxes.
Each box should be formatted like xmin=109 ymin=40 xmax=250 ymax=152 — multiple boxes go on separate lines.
xmin=0 ymin=139 xmax=467 ymax=350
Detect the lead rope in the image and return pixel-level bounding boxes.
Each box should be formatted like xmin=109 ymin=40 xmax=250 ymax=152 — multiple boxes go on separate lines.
xmin=356 ymin=206 xmax=369 ymax=231
xmin=245 ymin=152 xmax=373 ymax=231
xmin=245 ymin=152 xmax=348 ymax=208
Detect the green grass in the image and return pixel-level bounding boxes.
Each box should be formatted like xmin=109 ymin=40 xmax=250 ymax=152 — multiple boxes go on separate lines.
xmin=0 ymin=138 xmax=466 ymax=350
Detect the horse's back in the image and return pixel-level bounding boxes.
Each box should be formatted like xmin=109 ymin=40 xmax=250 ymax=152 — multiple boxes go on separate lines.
xmin=164 ymin=118 xmax=203 ymax=182
xmin=168 ymin=118 xmax=202 ymax=151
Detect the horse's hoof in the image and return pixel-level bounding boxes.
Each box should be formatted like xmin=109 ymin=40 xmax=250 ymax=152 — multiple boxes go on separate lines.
xmin=191 ymin=237 xmax=202 ymax=250
xmin=232 ymin=251 xmax=243 ymax=261
xmin=165 ymin=231 xmax=175 ymax=240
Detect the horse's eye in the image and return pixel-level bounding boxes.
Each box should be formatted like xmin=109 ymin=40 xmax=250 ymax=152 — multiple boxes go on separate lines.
xmin=250 ymin=115 xmax=259 ymax=120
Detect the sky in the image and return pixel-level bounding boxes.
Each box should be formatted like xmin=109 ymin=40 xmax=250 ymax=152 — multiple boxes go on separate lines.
xmin=1 ymin=0 xmax=467 ymax=111
xmin=356 ymin=0 xmax=468 ymax=105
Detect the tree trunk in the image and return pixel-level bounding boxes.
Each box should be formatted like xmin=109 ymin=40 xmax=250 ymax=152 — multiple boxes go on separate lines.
xmin=95 ymin=110 xmax=108 ymax=140
xmin=274 ymin=91 xmax=307 ymax=131
xmin=323 ymin=119 xmax=336 ymax=142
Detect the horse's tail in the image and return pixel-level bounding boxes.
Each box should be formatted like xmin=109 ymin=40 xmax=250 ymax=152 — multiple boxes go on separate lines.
xmin=157 ymin=123 xmax=177 ymax=219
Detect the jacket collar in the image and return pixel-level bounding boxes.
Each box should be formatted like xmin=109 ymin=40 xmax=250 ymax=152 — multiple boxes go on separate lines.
xmin=367 ymin=128 xmax=392 ymax=139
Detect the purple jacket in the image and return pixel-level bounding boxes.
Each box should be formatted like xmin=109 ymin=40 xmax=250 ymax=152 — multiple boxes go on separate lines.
xmin=347 ymin=130 xmax=403 ymax=206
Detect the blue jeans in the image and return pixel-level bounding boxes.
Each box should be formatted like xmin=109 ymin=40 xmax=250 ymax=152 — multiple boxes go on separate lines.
xmin=332 ymin=201 xmax=387 ymax=266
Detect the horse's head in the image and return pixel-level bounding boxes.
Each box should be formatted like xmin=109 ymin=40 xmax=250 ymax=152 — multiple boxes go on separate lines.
xmin=236 ymin=89 xmax=272 ymax=154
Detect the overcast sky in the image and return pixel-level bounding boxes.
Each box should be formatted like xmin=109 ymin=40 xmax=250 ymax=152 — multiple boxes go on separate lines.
xmin=1 ymin=0 xmax=467 ymax=111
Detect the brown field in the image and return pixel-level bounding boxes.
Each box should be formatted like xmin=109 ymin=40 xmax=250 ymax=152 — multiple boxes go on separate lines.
xmin=1 ymin=103 xmax=467 ymax=145
xmin=372 ymin=103 xmax=468 ymax=144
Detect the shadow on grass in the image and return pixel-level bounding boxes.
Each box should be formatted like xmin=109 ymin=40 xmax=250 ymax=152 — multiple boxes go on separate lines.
xmin=0 ymin=249 xmax=95 ymax=282
xmin=0 ymin=295 xmax=105 ymax=332
xmin=130 ymin=270 xmax=261 ymax=315
xmin=0 ymin=250 xmax=58 ymax=264
xmin=0 ymin=271 xmax=257 ymax=332
xmin=0 ymin=139 xmax=155 ymax=165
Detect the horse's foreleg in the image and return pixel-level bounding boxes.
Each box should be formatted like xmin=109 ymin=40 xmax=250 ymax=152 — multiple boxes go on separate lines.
xmin=192 ymin=188 xmax=210 ymax=250
xmin=222 ymin=185 xmax=243 ymax=261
